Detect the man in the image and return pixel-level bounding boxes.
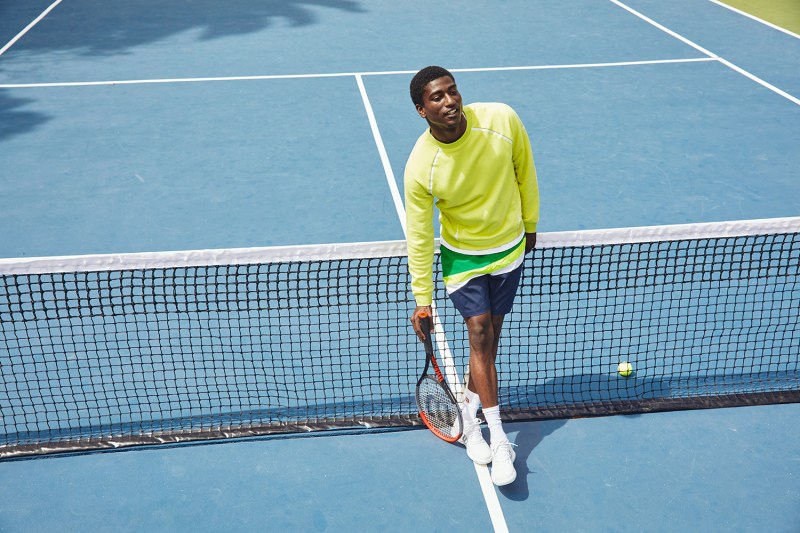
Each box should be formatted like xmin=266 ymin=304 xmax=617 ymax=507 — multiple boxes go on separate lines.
xmin=405 ymin=66 xmax=539 ymax=486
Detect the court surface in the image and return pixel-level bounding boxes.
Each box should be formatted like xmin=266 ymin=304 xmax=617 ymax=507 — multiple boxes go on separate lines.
xmin=1 ymin=1 xmax=799 ymax=531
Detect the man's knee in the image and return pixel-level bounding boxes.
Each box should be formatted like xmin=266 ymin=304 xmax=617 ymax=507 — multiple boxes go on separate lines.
xmin=466 ymin=313 xmax=495 ymax=352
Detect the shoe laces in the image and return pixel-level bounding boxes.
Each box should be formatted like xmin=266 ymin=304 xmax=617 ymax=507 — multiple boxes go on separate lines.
xmin=492 ymin=440 xmax=516 ymax=461
xmin=462 ymin=418 xmax=484 ymax=444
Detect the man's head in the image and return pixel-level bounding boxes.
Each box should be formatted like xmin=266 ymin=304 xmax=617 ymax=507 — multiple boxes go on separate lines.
xmin=409 ymin=66 xmax=465 ymax=142
xmin=409 ymin=66 xmax=455 ymax=108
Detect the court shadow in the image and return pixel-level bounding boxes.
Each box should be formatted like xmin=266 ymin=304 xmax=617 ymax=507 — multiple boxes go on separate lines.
xmin=495 ymin=371 xmax=656 ymax=501
xmin=2 ymin=0 xmax=366 ymax=57
xmin=499 ymin=418 xmax=567 ymax=502
xmin=502 ymin=370 xmax=675 ymax=418
xmin=0 ymin=90 xmax=51 ymax=141
xmin=0 ymin=0 xmax=367 ymax=142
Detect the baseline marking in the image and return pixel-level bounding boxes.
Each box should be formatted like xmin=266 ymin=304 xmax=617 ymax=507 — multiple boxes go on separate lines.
xmin=0 ymin=58 xmax=715 ymax=89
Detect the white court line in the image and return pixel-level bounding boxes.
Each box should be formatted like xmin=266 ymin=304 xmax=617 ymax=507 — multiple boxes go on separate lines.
xmin=475 ymin=463 xmax=510 ymax=533
xmin=707 ymin=0 xmax=800 ymax=40
xmin=355 ymin=75 xmax=509 ymax=532
xmin=356 ymin=73 xmax=464 ymax=396
xmin=0 ymin=0 xmax=62 ymax=58
xmin=430 ymin=303 xmax=461 ymax=390
xmin=0 ymin=57 xmax=715 ymax=89
xmin=355 ymin=74 xmax=406 ymax=235
xmin=610 ymin=0 xmax=800 ymax=106
xmin=447 ymin=57 xmax=715 ymax=73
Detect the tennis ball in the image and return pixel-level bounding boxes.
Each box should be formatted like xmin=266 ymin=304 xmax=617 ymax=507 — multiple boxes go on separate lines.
xmin=617 ymin=362 xmax=633 ymax=377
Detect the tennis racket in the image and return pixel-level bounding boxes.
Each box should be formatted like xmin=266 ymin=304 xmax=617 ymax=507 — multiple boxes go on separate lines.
xmin=415 ymin=311 xmax=463 ymax=442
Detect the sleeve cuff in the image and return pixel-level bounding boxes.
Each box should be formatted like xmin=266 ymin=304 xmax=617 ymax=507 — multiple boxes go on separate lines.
xmin=414 ymin=295 xmax=433 ymax=307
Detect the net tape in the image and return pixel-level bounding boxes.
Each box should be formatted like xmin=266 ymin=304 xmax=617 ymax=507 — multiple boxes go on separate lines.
xmin=1 ymin=217 xmax=798 ymax=458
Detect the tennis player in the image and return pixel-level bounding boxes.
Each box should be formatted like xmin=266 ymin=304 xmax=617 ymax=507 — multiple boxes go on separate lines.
xmin=405 ymin=66 xmax=539 ymax=486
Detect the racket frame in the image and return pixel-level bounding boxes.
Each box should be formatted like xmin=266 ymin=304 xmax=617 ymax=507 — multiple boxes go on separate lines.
xmin=415 ymin=312 xmax=463 ymax=443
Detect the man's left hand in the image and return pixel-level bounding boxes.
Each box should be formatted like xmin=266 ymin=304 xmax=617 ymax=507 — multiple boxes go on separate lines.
xmin=525 ymin=232 xmax=537 ymax=254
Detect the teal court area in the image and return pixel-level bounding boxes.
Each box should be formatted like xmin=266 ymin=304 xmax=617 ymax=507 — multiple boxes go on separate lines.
xmin=1 ymin=1 xmax=799 ymax=531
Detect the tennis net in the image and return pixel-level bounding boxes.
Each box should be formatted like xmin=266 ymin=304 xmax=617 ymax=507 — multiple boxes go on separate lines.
xmin=1 ymin=217 xmax=799 ymax=458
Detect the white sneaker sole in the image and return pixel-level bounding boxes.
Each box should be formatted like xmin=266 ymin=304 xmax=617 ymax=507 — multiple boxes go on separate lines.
xmin=491 ymin=468 xmax=517 ymax=486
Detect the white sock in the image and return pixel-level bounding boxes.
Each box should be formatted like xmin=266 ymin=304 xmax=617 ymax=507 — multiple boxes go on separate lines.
xmin=461 ymin=387 xmax=481 ymax=422
xmin=482 ymin=405 xmax=507 ymax=445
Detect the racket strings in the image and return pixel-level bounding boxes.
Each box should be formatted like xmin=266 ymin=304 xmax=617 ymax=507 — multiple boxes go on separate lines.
xmin=416 ymin=377 xmax=462 ymax=440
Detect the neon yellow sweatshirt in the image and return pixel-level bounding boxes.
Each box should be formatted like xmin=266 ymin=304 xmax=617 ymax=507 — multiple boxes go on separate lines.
xmin=404 ymin=102 xmax=539 ymax=306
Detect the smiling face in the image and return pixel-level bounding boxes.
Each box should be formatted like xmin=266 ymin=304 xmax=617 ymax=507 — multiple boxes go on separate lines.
xmin=415 ymin=76 xmax=466 ymax=143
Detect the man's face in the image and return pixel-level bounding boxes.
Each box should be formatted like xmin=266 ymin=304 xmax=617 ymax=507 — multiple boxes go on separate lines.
xmin=416 ymin=76 xmax=463 ymax=131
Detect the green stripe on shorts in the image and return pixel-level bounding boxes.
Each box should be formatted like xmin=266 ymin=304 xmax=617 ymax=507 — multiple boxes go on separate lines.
xmin=441 ymin=237 xmax=525 ymax=291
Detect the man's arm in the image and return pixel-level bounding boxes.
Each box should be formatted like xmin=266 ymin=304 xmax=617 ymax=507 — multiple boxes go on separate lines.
xmin=510 ymin=109 xmax=539 ymax=241
xmin=404 ymin=160 xmax=436 ymax=338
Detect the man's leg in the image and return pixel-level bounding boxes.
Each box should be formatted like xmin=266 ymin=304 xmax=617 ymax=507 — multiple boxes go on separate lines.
xmin=465 ymin=311 xmax=516 ymax=485
xmin=447 ymin=265 xmax=521 ymax=482
xmin=465 ymin=313 xmax=506 ymax=442
xmin=465 ymin=313 xmax=502 ymax=401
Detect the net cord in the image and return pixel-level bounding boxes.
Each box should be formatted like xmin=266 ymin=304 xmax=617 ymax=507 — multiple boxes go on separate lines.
xmin=2 ymin=217 xmax=798 ymax=276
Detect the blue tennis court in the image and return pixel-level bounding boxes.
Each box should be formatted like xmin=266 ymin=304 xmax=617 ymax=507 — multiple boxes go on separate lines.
xmin=1 ymin=1 xmax=799 ymax=531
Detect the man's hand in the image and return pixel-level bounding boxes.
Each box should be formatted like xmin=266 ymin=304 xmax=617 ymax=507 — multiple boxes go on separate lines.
xmin=525 ymin=232 xmax=537 ymax=254
xmin=410 ymin=305 xmax=433 ymax=342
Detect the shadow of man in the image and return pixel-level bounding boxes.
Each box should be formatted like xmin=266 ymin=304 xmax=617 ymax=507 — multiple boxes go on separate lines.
xmin=498 ymin=418 xmax=567 ymax=501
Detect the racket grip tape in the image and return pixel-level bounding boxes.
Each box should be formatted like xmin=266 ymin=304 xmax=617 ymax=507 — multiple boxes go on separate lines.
xmin=418 ymin=312 xmax=434 ymax=356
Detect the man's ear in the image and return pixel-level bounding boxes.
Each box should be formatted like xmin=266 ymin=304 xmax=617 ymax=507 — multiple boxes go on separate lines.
xmin=415 ymin=104 xmax=426 ymax=119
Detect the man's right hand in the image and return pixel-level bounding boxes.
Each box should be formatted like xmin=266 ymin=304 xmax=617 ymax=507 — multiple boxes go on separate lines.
xmin=410 ymin=305 xmax=433 ymax=342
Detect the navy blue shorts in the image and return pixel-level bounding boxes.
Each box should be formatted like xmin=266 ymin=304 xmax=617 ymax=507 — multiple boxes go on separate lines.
xmin=447 ymin=264 xmax=523 ymax=319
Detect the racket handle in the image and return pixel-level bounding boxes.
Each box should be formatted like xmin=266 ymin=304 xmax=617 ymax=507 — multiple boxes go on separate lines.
xmin=418 ymin=311 xmax=434 ymax=356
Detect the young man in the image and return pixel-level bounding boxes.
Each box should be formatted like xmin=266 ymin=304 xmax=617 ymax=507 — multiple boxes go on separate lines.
xmin=405 ymin=66 xmax=539 ymax=486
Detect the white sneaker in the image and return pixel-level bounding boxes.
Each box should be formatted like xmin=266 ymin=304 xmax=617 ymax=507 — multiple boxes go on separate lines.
xmin=490 ymin=440 xmax=517 ymax=486
xmin=460 ymin=418 xmax=492 ymax=465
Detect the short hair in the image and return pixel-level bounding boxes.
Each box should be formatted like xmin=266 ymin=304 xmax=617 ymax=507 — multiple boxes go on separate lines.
xmin=409 ymin=66 xmax=455 ymax=107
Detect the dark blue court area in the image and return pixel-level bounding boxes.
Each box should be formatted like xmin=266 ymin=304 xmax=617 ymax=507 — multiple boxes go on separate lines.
xmin=1 ymin=1 xmax=799 ymax=532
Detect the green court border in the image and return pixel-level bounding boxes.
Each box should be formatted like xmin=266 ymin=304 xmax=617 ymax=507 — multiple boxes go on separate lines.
xmin=720 ymin=0 xmax=800 ymax=34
